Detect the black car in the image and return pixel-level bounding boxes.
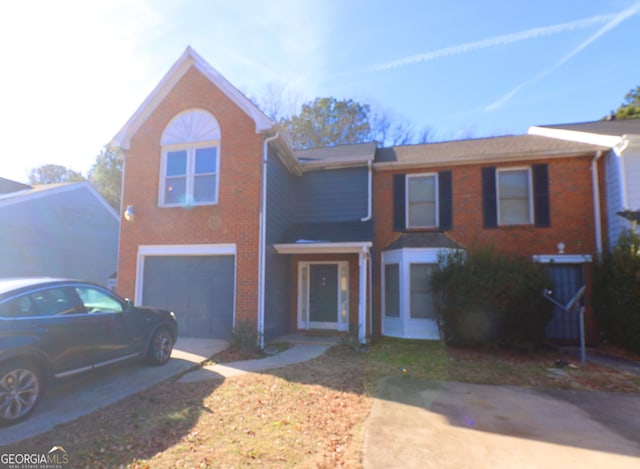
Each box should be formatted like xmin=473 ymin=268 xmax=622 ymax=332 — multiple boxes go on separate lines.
xmin=0 ymin=278 xmax=178 ymax=425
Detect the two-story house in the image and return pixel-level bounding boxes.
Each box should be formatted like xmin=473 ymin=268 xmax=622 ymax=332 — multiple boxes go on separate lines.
xmin=112 ymin=47 xmax=609 ymax=346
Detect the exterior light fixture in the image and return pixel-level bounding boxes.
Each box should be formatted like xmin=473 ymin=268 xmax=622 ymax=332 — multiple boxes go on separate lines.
xmin=124 ymin=205 xmax=136 ymax=222
xmin=557 ymin=242 xmax=565 ymax=254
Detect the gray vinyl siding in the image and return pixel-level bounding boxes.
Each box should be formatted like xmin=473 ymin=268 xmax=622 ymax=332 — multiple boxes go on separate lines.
xmin=264 ymin=150 xmax=297 ymax=341
xmin=0 ymin=185 xmax=118 ymax=285
xmin=295 ymin=167 xmax=368 ymax=223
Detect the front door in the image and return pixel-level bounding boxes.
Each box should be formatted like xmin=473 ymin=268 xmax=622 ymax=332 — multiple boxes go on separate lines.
xmin=545 ymin=264 xmax=584 ymax=340
xmin=309 ymin=264 xmax=338 ymax=328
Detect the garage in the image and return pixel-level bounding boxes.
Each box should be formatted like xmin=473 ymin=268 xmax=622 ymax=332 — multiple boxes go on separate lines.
xmin=139 ymin=251 xmax=235 ymax=339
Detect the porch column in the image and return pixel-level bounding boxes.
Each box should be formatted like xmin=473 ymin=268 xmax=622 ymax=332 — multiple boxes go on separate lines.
xmin=358 ymin=247 xmax=368 ymax=344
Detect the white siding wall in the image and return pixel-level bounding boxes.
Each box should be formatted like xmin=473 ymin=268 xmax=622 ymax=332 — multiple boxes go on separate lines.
xmin=605 ymin=151 xmax=626 ymax=246
xmin=625 ymin=150 xmax=640 ymax=211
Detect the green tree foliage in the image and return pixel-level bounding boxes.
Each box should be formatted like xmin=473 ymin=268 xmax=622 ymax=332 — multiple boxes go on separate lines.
xmin=28 ymin=164 xmax=85 ymax=184
xmin=88 ymin=146 xmax=123 ymax=210
xmin=609 ymin=86 xmax=640 ymax=120
xmin=431 ymin=247 xmax=553 ymax=349
xmin=277 ymin=97 xmax=432 ymax=150
xmin=593 ymin=229 xmax=640 ymax=353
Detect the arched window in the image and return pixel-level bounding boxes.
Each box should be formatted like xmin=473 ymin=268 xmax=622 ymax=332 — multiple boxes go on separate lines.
xmin=159 ymin=109 xmax=221 ymax=207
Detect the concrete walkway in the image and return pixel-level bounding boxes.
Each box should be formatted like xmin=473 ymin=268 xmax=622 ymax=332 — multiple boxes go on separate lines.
xmin=179 ymin=343 xmax=330 ymax=382
xmin=363 ymin=378 xmax=640 ymax=469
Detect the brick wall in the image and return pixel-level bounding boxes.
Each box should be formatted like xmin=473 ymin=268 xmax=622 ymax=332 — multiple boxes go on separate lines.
xmin=117 ymin=66 xmax=263 ymax=323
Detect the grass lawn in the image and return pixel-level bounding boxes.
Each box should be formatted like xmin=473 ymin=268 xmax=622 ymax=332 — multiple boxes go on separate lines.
xmin=18 ymin=340 xmax=640 ymax=468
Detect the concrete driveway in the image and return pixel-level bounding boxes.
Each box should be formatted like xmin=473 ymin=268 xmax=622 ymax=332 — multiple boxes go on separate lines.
xmin=363 ymin=378 xmax=640 ymax=469
xmin=0 ymin=338 xmax=228 ymax=446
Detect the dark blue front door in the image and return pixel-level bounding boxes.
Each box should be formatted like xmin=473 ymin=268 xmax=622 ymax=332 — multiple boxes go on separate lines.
xmin=545 ymin=264 xmax=584 ymax=340
xmin=309 ymin=264 xmax=338 ymax=325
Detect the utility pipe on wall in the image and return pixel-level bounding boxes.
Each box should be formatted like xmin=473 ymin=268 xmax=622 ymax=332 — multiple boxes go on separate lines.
xmin=258 ymin=132 xmax=279 ymax=349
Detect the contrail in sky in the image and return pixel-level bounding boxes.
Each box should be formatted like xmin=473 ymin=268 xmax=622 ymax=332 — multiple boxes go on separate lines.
xmin=486 ymin=1 xmax=640 ymax=111
xmin=371 ymin=13 xmax=617 ymax=72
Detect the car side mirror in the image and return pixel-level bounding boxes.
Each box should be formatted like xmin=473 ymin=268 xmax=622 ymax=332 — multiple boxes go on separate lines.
xmin=124 ymin=298 xmax=134 ymax=310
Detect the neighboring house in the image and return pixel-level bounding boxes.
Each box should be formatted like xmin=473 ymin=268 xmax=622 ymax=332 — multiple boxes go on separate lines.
xmin=111 ymin=47 xmax=609 ymax=345
xmin=529 ymin=119 xmax=640 ymax=247
xmin=0 ymin=178 xmax=119 ymax=285
xmin=373 ymin=137 xmax=608 ymax=343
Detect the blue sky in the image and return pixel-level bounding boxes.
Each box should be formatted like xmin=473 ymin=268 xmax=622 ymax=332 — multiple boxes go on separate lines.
xmin=1 ymin=0 xmax=639 ymax=183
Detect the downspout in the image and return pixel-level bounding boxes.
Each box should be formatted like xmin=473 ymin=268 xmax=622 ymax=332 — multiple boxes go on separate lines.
xmin=358 ymin=246 xmax=368 ymax=344
xmin=258 ymin=131 xmax=279 ymax=349
xmin=361 ymin=160 xmax=372 ymax=222
xmin=591 ymin=150 xmax=603 ymax=257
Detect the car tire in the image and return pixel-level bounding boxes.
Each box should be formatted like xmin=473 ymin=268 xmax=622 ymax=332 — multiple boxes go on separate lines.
xmin=0 ymin=360 xmax=43 ymax=426
xmin=146 ymin=327 xmax=174 ymax=366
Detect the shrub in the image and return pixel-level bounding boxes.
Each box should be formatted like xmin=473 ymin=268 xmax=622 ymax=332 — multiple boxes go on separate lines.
xmin=593 ymin=229 xmax=640 ymax=353
xmin=231 ymin=320 xmax=259 ymax=352
xmin=431 ymin=247 xmax=553 ymax=349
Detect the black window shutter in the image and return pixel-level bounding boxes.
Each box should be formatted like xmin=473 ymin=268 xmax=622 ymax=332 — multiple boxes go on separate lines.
xmin=392 ymin=173 xmax=406 ymax=232
xmin=533 ymin=163 xmax=550 ymax=227
xmin=482 ymin=167 xmax=497 ymax=228
xmin=438 ymin=171 xmax=453 ymax=230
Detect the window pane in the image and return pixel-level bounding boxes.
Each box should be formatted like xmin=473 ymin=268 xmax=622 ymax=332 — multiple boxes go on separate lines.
xmin=195 ymin=147 xmax=217 ymax=174
xmin=410 ymin=264 xmax=435 ymax=319
xmin=166 ymin=151 xmax=187 ymax=176
xmin=194 ymin=175 xmax=217 ymax=203
xmin=409 ymin=176 xmax=435 ymax=202
xmin=76 ymin=287 xmax=123 ymax=313
xmin=384 ymin=264 xmax=400 ymax=317
xmin=500 ymin=199 xmax=530 ymax=224
xmin=499 ymin=170 xmax=528 ymax=197
xmin=498 ymin=169 xmax=530 ymax=225
xmin=164 ymin=176 xmax=186 ymax=205
xmin=409 ymin=202 xmax=436 ymax=227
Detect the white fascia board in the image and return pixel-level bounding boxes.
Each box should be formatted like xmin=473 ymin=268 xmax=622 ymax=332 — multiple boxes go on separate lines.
xmin=528 ymin=126 xmax=621 ymax=148
xmin=532 ymin=254 xmax=593 ymax=264
xmin=111 ymin=47 xmax=273 ymax=150
xmin=274 ymin=242 xmax=372 ymax=255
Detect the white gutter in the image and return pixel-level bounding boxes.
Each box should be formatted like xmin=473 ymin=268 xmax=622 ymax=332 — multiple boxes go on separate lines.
xmin=591 ymin=150 xmax=604 ymax=257
xmin=258 ymin=132 xmax=279 ymax=349
xmin=361 ymin=160 xmax=372 ymax=222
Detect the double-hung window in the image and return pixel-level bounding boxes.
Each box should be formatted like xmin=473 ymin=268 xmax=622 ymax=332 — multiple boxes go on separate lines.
xmin=162 ymin=145 xmax=218 ymax=206
xmin=497 ymin=168 xmax=532 ymax=225
xmin=406 ymin=174 xmax=438 ymax=228
xmin=160 ymin=109 xmax=221 ymax=207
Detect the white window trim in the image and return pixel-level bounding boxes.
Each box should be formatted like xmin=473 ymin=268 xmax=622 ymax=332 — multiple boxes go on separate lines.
xmin=496 ymin=166 xmax=533 ymax=226
xmin=406 ymin=173 xmax=439 ymax=229
xmin=159 ymin=139 xmax=221 ymax=207
xmin=297 ymin=261 xmax=349 ymax=332
xmin=382 ymin=248 xmax=457 ymax=340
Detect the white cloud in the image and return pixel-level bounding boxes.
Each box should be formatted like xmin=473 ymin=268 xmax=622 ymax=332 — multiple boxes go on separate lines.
xmin=485 ymin=1 xmax=640 ymax=111
xmin=370 ymin=12 xmax=617 ymax=72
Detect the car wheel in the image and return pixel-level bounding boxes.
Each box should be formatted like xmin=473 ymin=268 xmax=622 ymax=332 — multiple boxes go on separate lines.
xmin=0 ymin=361 xmax=42 ymax=426
xmin=146 ymin=328 xmax=174 ymax=366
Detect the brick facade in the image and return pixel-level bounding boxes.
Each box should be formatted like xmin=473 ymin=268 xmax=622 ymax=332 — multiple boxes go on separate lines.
xmin=373 ymin=155 xmax=603 ymax=342
xmin=117 ymin=66 xmax=263 ymax=323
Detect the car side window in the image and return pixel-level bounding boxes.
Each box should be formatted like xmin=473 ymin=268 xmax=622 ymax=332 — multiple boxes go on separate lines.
xmin=75 ymin=286 xmax=124 ymax=314
xmin=0 ymin=296 xmax=31 ymax=317
xmin=0 ymin=288 xmax=82 ymax=317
